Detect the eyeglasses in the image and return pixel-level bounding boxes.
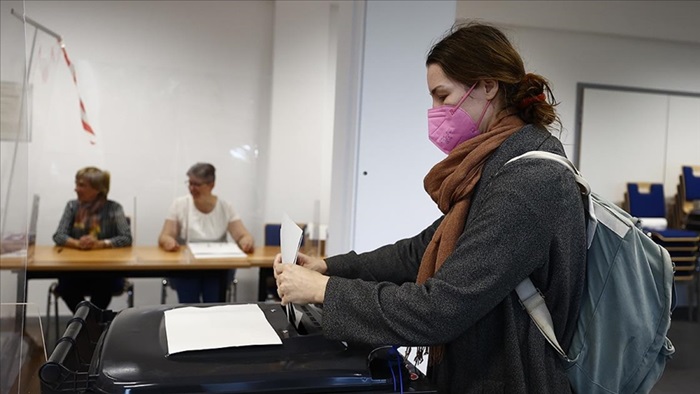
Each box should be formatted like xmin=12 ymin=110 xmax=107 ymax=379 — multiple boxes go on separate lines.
xmin=185 ymin=180 xmax=210 ymax=188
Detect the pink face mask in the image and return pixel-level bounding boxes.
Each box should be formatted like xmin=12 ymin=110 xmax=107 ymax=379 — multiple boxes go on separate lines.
xmin=428 ymin=83 xmax=491 ymax=154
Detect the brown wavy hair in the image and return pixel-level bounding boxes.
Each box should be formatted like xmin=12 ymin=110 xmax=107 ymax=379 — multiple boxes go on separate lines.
xmin=426 ymin=20 xmax=561 ymax=131
xmin=76 ymin=166 xmax=110 ymax=197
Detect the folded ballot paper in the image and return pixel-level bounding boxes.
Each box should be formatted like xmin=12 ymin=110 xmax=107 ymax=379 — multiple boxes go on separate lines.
xmin=187 ymin=242 xmax=247 ymax=259
xmin=164 ymin=304 xmax=282 ymax=354
xmin=280 ymin=213 xmax=305 ymax=328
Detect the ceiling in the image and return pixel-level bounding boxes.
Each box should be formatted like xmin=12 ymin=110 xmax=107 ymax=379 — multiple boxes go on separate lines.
xmin=457 ymin=1 xmax=700 ymax=45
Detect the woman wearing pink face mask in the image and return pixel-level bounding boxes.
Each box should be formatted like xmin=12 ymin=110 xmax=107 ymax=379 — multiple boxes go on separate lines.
xmin=274 ymin=21 xmax=585 ymax=393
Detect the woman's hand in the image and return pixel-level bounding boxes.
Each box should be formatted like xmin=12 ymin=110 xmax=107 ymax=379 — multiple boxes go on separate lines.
xmin=78 ymin=235 xmax=98 ymax=250
xmin=161 ymin=237 xmax=180 ymax=252
xmin=296 ymin=252 xmax=328 ymax=274
xmin=274 ymin=258 xmax=329 ymax=306
xmin=272 ymin=252 xmax=327 ymax=273
xmin=237 ymin=235 xmax=254 ymax=253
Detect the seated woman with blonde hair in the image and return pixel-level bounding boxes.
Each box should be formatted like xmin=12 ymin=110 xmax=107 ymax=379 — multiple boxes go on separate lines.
xmin=53 ymin=166 xmax=132 ymax=313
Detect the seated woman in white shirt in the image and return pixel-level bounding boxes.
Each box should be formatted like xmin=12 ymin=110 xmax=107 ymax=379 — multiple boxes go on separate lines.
xmin=158 ymin=162 xmax=254 ymax=303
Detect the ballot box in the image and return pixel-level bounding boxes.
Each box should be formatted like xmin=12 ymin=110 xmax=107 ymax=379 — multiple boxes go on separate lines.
xmin=39 ymin=302 xmax=436 ymax=393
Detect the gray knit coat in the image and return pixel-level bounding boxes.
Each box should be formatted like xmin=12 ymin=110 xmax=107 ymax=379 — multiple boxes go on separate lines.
xmin=323 ymin=125 xmax=586 ymax=393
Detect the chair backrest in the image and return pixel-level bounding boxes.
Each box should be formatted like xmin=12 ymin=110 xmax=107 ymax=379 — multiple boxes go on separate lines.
xmin=264 ymin=224 xmax=281 ymax=246
xmin=627 ymin=183 xmax=666 ymax=218
xmin=264 ymin=222 xmax=306 ymax=247
xmin=682 ymin=165 xmax=700 ymax=201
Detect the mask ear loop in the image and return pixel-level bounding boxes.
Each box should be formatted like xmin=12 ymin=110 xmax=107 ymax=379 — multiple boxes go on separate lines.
xmin=475 ymin=99 xmax=491 ymax=129
xmin=450 ymin=82 xmax=478 ymax=115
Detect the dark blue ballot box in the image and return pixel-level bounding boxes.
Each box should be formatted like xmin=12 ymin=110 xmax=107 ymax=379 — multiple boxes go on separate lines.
xmin=39 ymin=302 xmax=436 ymax=394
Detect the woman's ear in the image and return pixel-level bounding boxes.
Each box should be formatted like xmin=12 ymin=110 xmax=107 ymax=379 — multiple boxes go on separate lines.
xmin=482 ymin=79 xmax=499 ymax=100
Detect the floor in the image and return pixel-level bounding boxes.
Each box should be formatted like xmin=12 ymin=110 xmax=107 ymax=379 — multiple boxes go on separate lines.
xmin=651 ymin=316 xmax=700 ymax=393
xmin=2 ymin=311 xmax=699 ymax=393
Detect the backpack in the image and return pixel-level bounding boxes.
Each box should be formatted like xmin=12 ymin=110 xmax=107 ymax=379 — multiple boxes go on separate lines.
xmin=506 ymin=151 xmax=676 ymax=394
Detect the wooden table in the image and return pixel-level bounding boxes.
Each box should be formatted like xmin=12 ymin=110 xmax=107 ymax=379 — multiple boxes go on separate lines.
xmin=0 ymin=245 xmax=282 ymax=304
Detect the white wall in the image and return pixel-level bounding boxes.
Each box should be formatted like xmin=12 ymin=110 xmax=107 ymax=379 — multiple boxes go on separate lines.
xmin=505 ymin=26 xmax=700 ymax=161
xmin=455 ymin=1 xmax=700 ymax=45
xmin=352 ymin=1 xmax=455 ymax=252
xmin=579 ymin=90 xmax=700 ymax=204
xmin=20 ymin=0 xmax=274 ymax=247
xmin=327 ymin=0 xmax=365 ymax=255
xmin=20 ymin=0 xmax=275 ymax=313
xmin=263 ymin=1 xmax=337 ymax=228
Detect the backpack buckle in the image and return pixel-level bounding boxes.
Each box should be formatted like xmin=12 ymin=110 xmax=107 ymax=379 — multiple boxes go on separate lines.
xmin=518 ymin=288 xmax=546 ymax=313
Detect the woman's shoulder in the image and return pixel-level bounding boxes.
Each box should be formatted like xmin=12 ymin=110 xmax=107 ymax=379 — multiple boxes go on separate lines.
xmin=105 ymin=199 xmax=124 ymax=209
xmin=169 ymin=195 xmax=192 ymax=207
xmin=214 ymin=196 xmax=231 ymax=206
xmin=213 ymin=198 xmax=240 ymax=221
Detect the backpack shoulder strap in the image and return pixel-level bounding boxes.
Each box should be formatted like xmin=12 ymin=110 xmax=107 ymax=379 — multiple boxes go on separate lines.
xmin=506 ymin=151 xmax=597 ymax=247
xmin=506 ymin=151 xmax=590 ymax=362
xmin=515 ymin=278 xmax=568 ymax=359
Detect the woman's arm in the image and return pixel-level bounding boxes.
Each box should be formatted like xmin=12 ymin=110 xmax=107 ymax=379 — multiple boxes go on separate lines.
xmin=228 ymin=220 xmax=254 ymax=253
xmin=158 ymin=219 xmax=180 ymax=251
xmin=321 ymin=160 xmax=583 ymax=346
xmin=324 ymin=217 xmax=442 ymax=284
xmin=104 ymin=203 xmax=132 ymax=247
xmin=53 ymin=201 xmax=81 ymax=249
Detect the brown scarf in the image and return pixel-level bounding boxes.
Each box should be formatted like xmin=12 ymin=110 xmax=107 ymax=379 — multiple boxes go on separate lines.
xmin=416 ymin=110 xmax=525 ymax=366
xmin=74 ymin=196 xmax=106 ymax=238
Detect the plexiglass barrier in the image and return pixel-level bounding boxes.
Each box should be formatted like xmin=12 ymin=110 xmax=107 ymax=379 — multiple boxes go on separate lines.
xmin=1 ymin=1 xmax=32 ymax=392
xmin=0 ymin=304 xmax=47 ymax=394
xmin=15 ymin=1 xmax=275 ymax=311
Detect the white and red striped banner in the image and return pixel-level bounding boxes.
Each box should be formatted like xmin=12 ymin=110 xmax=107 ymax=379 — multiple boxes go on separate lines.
xmin=60 ymin=40 xmax=96 ymax=144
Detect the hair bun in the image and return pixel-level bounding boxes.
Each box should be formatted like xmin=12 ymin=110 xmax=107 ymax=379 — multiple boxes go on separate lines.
xmin=517 ymin=92 xmax=546 ymax=109
xmin=516 ymin=73 xmax=547 ymax=107
xmin=514 ymin=72 xmax=558 ymax=127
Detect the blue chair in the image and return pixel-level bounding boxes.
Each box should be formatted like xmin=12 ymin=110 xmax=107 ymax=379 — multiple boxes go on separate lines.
xmin=674 ymin=165 xmax=700 ymax=227
xmin=258 ymin=223 xmax=305 ymax=301
xmin=682 ymin=166 xmax=700 ymax=201
xmin=258 ymin=224 xmax=281 ymax=302
xmin=160 ymin=267 xmax=238 ymax=304
xmin=626 ymin=182 xmax=699 ymax=320
xmin=265 ymin=223 xmax=282 ymax=246
xmin=627 ymin=183 xmax=666 ymax=219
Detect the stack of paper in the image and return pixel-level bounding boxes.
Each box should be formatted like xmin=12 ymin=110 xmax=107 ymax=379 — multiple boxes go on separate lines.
xmin=164 ymin=304 xmax=282 ymax=354
xmin=187 ymin=242 xmax=246 ymax=259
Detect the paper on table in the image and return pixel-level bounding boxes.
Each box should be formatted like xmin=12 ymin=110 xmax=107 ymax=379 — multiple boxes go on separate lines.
xmin=187 ymin=242 xmax=246 ymax=259
xmin=0 ymin=249 xmax=27 ymax=258
xmin=164 ymin=304 xmax=282 ymax=355
xmin=280 ymin=213 xmax=303 ymax=264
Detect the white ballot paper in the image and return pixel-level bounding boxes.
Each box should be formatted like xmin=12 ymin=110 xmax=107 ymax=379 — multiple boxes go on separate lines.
xmin=280 ymin=213 xmax=305 ymax=327
xmin=187 ymin=242 xmax=247 ymax=259
xmin=280 ymin=213 xmax=303 ymax=265
xmin=164 ymin=304 xmax=282 ymax=355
